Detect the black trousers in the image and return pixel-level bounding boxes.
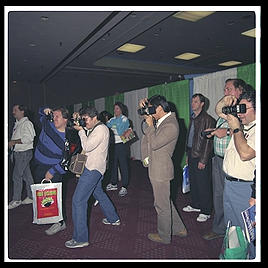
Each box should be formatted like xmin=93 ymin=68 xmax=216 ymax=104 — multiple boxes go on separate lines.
xmin=187 ymin=152 xmax=213 ymax=215
xmin=33 ymin=161 xmax=68 ymax=222
xmin=110 ymin=143 xmax=129 ymax=188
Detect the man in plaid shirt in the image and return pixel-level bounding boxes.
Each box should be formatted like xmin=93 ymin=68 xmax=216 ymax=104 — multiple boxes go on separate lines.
xmin=202 ymin=78 xmax=247 ymax=240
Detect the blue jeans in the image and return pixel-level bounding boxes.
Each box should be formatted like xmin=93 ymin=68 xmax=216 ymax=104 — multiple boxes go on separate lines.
xmin=223 ymin=178 xmax=256 ymax=259
xmin=72 ymin=168 xmax=119 ymax=243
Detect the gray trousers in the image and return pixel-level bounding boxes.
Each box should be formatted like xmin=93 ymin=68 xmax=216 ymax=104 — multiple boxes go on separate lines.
xmin=150 ymin=179 xmax=186 ymax=243
xmin=12 ymin=149 xmax=34 ymax=200
xmin=211 ymin=155 xmax=226 ymax=235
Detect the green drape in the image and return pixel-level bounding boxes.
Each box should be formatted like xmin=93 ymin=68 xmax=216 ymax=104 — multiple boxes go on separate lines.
xmin=237 ymin=63 xmax=256 ymax=89
xmin=105 ymin=93 xmax=124 ymax=115
xmin=148 ymin=80 xmax=190 ymax=170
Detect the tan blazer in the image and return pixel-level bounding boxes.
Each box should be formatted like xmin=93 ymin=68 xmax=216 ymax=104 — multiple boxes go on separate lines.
xmin=141 ymin=112 xmax=179 ymax=181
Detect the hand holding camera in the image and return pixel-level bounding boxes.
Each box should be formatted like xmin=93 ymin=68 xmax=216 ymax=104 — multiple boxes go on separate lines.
xmin=216 ymin=95 xmax=246 ymax=120
xmin=70 ymin=112 xmax=86 ymax=130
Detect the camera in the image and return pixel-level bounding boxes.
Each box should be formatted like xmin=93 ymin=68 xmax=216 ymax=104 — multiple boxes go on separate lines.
xmin=222 ymin=104 xmax=246 ymax=116
xmin=137 ymin=102 xmax=156 ymax=116
xmin=46 ymin=111 xmax=54 ymax=122
xmin=68 ymin=117 xmax=86 ymax=128
xmin=201 ymin=130 xmax=214 ymax=138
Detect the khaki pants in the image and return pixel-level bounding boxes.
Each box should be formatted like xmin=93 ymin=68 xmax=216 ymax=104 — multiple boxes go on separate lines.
xmin=150 ymin=179 xmax=186 ymax=243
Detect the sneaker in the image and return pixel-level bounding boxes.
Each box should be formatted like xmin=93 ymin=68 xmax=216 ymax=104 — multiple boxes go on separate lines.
xmin=106 ymin=183 xmax=118 ymax=191
xmin=202 ymin=231 xmax=225 ymax=240
xmin=182 ymin=205 xmax=201 ymax=213
xmin=197 ymin=213 xmax=211 ymax=222
xmin=21 ymin=197 xmax=33 ymax=205
xmin=45 ymin=222 xmax=66 ymax=235
xmin=65 ymin=239 xmax=89 ymax=249
xmin=119 ymin=187 xmax=127 ymax=197
xmin=8 ymin=200 xmax=22 ymax=209
xmin=102 ymin=218 xmax=121 ymax=226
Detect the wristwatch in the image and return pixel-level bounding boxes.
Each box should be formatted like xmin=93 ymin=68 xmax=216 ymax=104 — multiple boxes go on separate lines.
xmin=233 ymin=128 xmax=241 ymax=134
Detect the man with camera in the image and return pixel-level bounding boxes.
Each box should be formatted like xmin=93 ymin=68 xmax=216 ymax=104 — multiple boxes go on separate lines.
xmin=203 ymin=78 xmax=248 ymax=241
xmin=65 ymin=107 xmax=120 ymax=249
xmin=215 ymin=89 xmax=256 ymax=259
xmin=33 ymin=106 xmax=80 ymax=235
xmin=140 ymin=95 xmax=187 ymax=244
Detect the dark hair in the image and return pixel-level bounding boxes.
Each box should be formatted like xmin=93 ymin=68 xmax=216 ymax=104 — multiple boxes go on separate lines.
xmin=148 ymin=95 xmax=170 ymax=113
xmin=80 ymin=106 xmax=99 ymax=118
xmin=240 ymin=86 xmax=256 ymax=110
xmin=225 ymin=78 xmax=247 ymax=94
xmin=114 ymin=101 xmax=128 ymax=116
xmin=53 ymin=106 xmax=69 ymax=119
xmin=98 ymin=110 xmax=113 ymax=123
xmin=192 ymin=93 xmax=206 ymax=103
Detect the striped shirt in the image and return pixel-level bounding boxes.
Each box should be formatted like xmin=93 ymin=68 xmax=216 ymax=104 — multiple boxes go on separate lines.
xmin=34 ymin=108 xmax=66 ymax=176
xmin=213 ymin=117 xmax=231 ymax=157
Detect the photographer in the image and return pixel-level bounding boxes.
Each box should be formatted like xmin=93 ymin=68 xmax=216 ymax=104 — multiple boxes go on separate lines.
xmin=140 ymin=95 xmax=187 ymax=244
xmin=215 ymin=89 xmax=256 ymax=259
xmin=203 ymin=78 xmax=247 ymax=241
xmin=33 ymin=106 xmax=80 ymax=235
xmin=65 ymin=107 xmax=120 ymax=249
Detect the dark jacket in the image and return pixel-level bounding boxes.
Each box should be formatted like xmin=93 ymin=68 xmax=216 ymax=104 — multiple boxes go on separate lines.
xmin=186 ymin=110 xmax=216 ymax=165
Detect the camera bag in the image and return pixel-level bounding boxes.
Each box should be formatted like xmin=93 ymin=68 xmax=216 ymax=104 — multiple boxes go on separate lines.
xmin=69 ymin=150 xmax=87 ymax=176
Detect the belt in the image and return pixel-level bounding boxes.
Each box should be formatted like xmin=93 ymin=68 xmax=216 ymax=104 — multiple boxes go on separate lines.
xmin=226 ymin=176 xmax=248 ymax=183
xmin=216 ymin=155 xmax=224 ymax=159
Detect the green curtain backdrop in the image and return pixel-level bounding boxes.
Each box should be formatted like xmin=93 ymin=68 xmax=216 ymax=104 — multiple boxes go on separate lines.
xmin=148 ymin=80 xmax=190 ymax=171
xmin=105 ymin=93 xmax=124 ymax=115
xmin=237 ymin=63 xmax=256 ymax=89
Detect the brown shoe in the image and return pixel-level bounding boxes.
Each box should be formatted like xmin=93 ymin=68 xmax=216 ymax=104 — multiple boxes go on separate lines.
xmin=202 ymin=231 xmax=224 ymax=240
xmin=174 ymin=229 xmax=188 ymax=237
xmin=147 ymin=233 xmax=170 ymax=244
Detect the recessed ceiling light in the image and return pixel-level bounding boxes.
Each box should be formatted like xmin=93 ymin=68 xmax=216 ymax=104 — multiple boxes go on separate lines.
xmin=40 ymin=16 xmax=49 ymax=21
xmin=117 ymin=43 xmax=146 ymax=53
xmin=173 ymin=11 xmax=215 ymax=22
xmin=241 ymin=28 xmax=255 ymax=38
xmin=29 ymin=43 xmax=36 ymax=47
xmin=174 ymin=52 xmax=200 ymax=60
xmin=218 ymin=61 xmax=242 ymax=67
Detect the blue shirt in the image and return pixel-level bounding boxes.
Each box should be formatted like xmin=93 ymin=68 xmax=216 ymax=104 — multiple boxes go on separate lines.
xmin=106 ymin=114 xmax=130 ymax=143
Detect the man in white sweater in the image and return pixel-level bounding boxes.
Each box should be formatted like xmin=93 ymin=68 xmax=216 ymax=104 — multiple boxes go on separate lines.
xmin=65 ymin=107 xmax=120 ymax=249
xmin=8 ymin=104 xmax=36 ymax=209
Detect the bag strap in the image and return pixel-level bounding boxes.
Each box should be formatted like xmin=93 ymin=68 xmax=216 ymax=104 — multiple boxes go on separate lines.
xmin=81 ymin=121 xmax=104 ymax=155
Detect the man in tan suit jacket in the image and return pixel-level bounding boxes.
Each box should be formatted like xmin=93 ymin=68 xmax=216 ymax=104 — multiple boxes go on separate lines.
xmin=140 ymin=95 xmax=187 ymax=244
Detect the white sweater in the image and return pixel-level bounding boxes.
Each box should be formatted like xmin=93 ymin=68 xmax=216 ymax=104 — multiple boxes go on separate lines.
xmin=78 ymin=124 xmax=109 ymax=175
xmin=11 ymin=117 xmax=36 ymax=152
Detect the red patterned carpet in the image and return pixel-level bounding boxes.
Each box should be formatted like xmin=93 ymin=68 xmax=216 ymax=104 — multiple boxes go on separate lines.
xmin=7 ymin=160 xmax=223 ymax=260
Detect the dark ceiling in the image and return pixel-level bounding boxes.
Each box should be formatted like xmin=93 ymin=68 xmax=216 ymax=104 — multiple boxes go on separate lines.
xmin=8 ymin=9 xmax=256 ymax=105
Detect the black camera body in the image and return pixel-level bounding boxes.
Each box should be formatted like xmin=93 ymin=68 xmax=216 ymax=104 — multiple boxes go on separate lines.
xmin=46 ymin=111 xmax=54 ymax=122
xmin=68 ymin=118 xmax=86 ymax=128
xmin=137 ymin=102 xmax=156 ymax=116
xmin=222 ymin=104 xmax=246 ymax=116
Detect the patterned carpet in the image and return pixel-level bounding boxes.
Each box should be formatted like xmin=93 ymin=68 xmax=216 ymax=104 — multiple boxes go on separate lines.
xmin=7 ymin=160 xmax=223 ymax=261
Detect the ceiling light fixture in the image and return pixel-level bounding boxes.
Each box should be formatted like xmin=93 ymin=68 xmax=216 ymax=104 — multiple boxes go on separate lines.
xmin=117 ymin=43 xmax=146 ymax=53
xmin=174 ymin=52 xmax=200 ymax=60
xmin=218 ymin=60 xmax=242 ymax=67
xmin=173 ymin=11 xmax=215 ymax=22
xmin=241 ymin=28 xmax=255 ymax=38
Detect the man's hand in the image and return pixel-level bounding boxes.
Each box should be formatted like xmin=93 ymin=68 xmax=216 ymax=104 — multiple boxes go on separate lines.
xmin=215 ymin=95 xmax=238 ymax=119
xmin=226 ymin=114 xmax=241 ymax=131
xmin=44 ymin=171 xmax=53 ymax=181
xmin=198 ymin=162 xmax=206 ymax=170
